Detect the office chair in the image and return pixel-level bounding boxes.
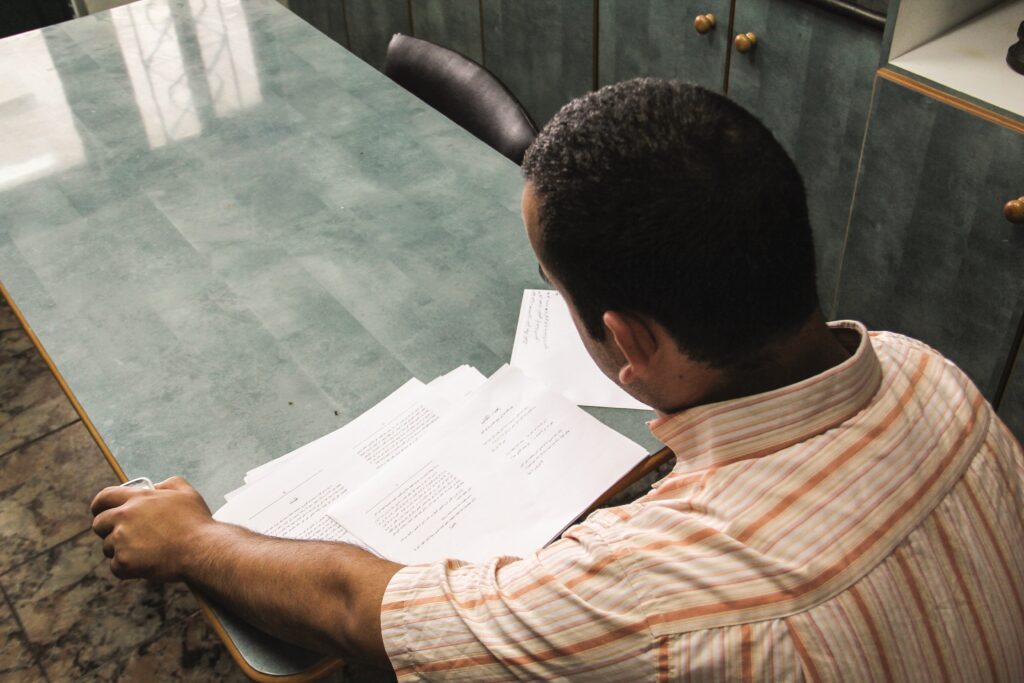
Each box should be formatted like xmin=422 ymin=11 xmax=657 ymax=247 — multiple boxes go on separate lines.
xmin=384 ymin=33 xmax=538 ymax=165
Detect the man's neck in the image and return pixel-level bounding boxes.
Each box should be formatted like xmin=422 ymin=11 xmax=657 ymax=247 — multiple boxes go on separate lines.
xmin=656 ymin=313 xmax=853 ymax=416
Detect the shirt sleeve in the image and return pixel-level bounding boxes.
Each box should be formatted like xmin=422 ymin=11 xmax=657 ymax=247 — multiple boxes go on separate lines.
xmin=379 ymin=509 xmax=655 ymax=682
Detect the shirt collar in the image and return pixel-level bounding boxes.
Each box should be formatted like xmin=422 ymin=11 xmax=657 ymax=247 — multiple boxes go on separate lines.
xmin=649 ymin=321 xmax=882 ymax=474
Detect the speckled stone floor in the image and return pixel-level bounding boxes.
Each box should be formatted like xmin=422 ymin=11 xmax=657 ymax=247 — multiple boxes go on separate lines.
xmin=0 ymin=293 xmax=257 ymax=681
xmin=2 ymin=292 xmax=389 ymax=681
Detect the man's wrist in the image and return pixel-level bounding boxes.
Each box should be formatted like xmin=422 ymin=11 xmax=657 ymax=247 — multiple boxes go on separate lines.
xmin=179 ymin=518 xmax=242 ymax=583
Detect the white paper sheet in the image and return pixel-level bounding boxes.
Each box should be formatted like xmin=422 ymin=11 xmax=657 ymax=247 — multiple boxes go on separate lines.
xmin=426 ymin=365 xmax=487 ymax=403
xmin=326 ymin=365 xmax=647 ymax=565
xmin=510 ymin=289 xmax=651 ymax=411
xmin=216 ymin=463 xmax=362 ymax=543
xmin=241 ymin=378 xmax=430 ymax=487
xmin=215 ymin=379 xmax=455 ymax=543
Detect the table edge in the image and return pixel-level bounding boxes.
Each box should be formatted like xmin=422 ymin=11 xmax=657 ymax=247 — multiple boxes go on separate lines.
xmin=1 ymin=274 xmax=672 ymax=680
xmin=587 ymin=446 xmax=674 ymax=513
xmin=0 ymin=277 xmax=343 ymax=683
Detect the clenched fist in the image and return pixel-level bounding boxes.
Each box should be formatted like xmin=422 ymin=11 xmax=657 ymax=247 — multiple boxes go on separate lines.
xmin=91 ymin=476 xmax=214 ymax=581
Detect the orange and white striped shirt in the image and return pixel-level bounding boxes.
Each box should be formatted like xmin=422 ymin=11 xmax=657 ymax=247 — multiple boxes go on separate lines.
xmin=380 ymin=321 xmax=1024 ymax=681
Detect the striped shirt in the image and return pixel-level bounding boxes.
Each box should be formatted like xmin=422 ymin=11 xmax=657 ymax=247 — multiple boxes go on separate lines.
xmin=380 ymin=321 xmax=1024 ymax=681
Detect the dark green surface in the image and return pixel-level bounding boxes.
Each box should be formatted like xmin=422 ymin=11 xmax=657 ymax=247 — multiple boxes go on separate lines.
xmin=345 ymin=0 xmax=410 ymax=69
xmin=412 ymin=0 xmax=482 ymax=63
xmin=879 ymin=0 xmax=898 ymax=63
xmin=482 ymin=0 xmax=594 ymax=127
xmin=999 ymin=334 xmax=1024 ymax=440
xmin=598 ymin=0 xmax=731 ymax=91
xmin=729 ymin=0 xmax=881 ymax=315
xmin=835 ymin=77 xmax=1024 ymax=401
xmin=287 ymin=0 xmax=349 ymax=47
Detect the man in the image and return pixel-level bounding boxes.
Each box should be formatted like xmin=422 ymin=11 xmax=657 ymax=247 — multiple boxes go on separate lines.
xmin=92 ymin=80 xmax=1024 ymax=680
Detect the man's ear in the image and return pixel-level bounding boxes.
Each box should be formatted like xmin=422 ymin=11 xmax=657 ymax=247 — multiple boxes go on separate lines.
xmin=602 ymin=311 xmax=658 ymax=385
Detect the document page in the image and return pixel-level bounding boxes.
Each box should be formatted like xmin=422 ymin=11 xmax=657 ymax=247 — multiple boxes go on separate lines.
xmin=216 ymin=463 xmax=362 ymax=543
xmin=215 ymin=379 xmax=455 ymax=543
xmin=510 ymin=289 xmax=651 ymax=411
xmin=242 ymin=378 xmax=430 ymax=486
xmin=327 ymin=365 xmax=647 ymax=565
xmin=426 ymin=365 xmax=487 ymax=404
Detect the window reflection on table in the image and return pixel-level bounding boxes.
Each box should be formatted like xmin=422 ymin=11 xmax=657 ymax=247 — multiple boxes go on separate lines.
xmin=189 ymin=0 xmax=261 ymax=117
xmin=0 ymin=32 xmax=85 ymax=191
xmin=112 ymin=0 xmax=203 ymax=148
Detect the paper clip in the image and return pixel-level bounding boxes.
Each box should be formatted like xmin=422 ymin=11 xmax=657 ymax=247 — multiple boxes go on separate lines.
xmin=121 ymin=477 xmax=155 ymax=490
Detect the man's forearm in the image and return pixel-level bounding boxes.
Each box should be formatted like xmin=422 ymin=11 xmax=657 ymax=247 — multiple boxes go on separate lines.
xmin=184 ymin=521 xmax=402 ymax=667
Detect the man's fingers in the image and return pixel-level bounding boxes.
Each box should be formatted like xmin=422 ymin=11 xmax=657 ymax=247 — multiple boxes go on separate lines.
xmin=102 ymin=535 xmax=116 ymax=559
xmin=90 ymin=485 xmax=143 ymax=516
xmin=110 ymin=556 xmax=130 ymax=580
xmin=92 ymin=508 xmax=118 ymax=538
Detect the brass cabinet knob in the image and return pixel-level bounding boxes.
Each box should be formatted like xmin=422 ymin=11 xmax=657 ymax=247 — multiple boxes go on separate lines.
xmin=734 ymin=32 xmax=758 ymax=53
xmin=1004 ymin=196 xmax=1024 ymax=224
xmin=693 ymin=13 xmax=716 ymax=34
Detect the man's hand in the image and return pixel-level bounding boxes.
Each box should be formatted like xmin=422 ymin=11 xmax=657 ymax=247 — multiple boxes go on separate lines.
xmin=91 ymin=476 xmax=214 ymax=582
xmin=89 ymin=475 xmax=401 ymax=665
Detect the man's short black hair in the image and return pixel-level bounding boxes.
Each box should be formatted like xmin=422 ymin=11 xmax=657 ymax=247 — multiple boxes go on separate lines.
xmin=522 ymin=78 xmax=819 ymax=368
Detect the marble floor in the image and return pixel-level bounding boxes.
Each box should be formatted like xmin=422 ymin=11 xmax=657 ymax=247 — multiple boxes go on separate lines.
xmin=0 ymin=293 xmax=253 ymax=682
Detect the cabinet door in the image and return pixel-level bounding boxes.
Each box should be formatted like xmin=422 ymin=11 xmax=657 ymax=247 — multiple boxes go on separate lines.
xmin=835 ymin=76 xmax=1024 ymax=400
xmin=346 ymin=0 xmax=411 ymax=70
xmin=412 ymin=0 xmax=483 ymax=64
xmin=729 ymin=0 xmax=881 ymax=312
xmin=483 ymin=0 xmax=594 ymax=128
xmin=287 ymin=0 xmax=349 ymax=47
xmin=998 ymin=333 xmax=1024 ymax=441
xmin=598 ymin=0 xmax=731 ymax=91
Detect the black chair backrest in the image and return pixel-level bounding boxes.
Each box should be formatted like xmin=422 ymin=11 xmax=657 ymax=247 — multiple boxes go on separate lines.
xmin=384 ymin=34 xmax=538 ymax=165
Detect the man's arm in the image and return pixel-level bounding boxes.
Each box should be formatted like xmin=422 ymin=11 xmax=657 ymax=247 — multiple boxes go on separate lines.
xmin=90 ymin=477 xmax=402 ymax=669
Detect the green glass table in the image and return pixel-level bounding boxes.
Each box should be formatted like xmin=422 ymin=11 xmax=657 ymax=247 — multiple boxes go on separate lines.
xmin=0 ymin=0 xmax=662 ymax=678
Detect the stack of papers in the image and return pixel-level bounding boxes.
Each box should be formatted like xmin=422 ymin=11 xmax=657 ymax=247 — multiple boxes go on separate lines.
xmin=214 ymin=290 xmax=652 ymax=565
xmin=216 ymin=365 xmax=647 ymax=564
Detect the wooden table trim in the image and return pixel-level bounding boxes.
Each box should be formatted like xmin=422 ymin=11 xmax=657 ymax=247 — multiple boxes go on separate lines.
xmin=0 ymin=278 xmax=128 ymax=483
xmin=0 ymin=277 xmax=343 ymax=683
xmin=588 ymin=446 xmax=674 ymax=512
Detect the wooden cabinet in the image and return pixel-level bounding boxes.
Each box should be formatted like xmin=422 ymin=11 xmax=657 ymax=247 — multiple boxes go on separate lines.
xmin=482 ymin=0 xmax=594 ymax=127
xmin=412 ymin=0 xmax=483 ymax=64
xmin=999 ymin=338 xmax=1024 ymax=440
xmin=598 ymin=0 xmax=732 ymax=92
xmin=286 ymin=0 xmax=349 ymax=47
xmin=834 ymin=75 xmax=1024 ymax=401
xmin=729 ymin=0 xmax=881 ymax=310
xmin=345 ymin=0 xmax=411 ymax=70
xmin=286 ymin=0 xmax=412 ymax=70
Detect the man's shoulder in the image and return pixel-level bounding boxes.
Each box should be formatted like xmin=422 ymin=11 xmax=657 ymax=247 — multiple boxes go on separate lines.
xmin=868 ymin=328 xmax=955 ymax=367
xmin=582 ymin=328 xmax=999 ymax=637
xmin=868 ymin=328 xmax=987 ymax=416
